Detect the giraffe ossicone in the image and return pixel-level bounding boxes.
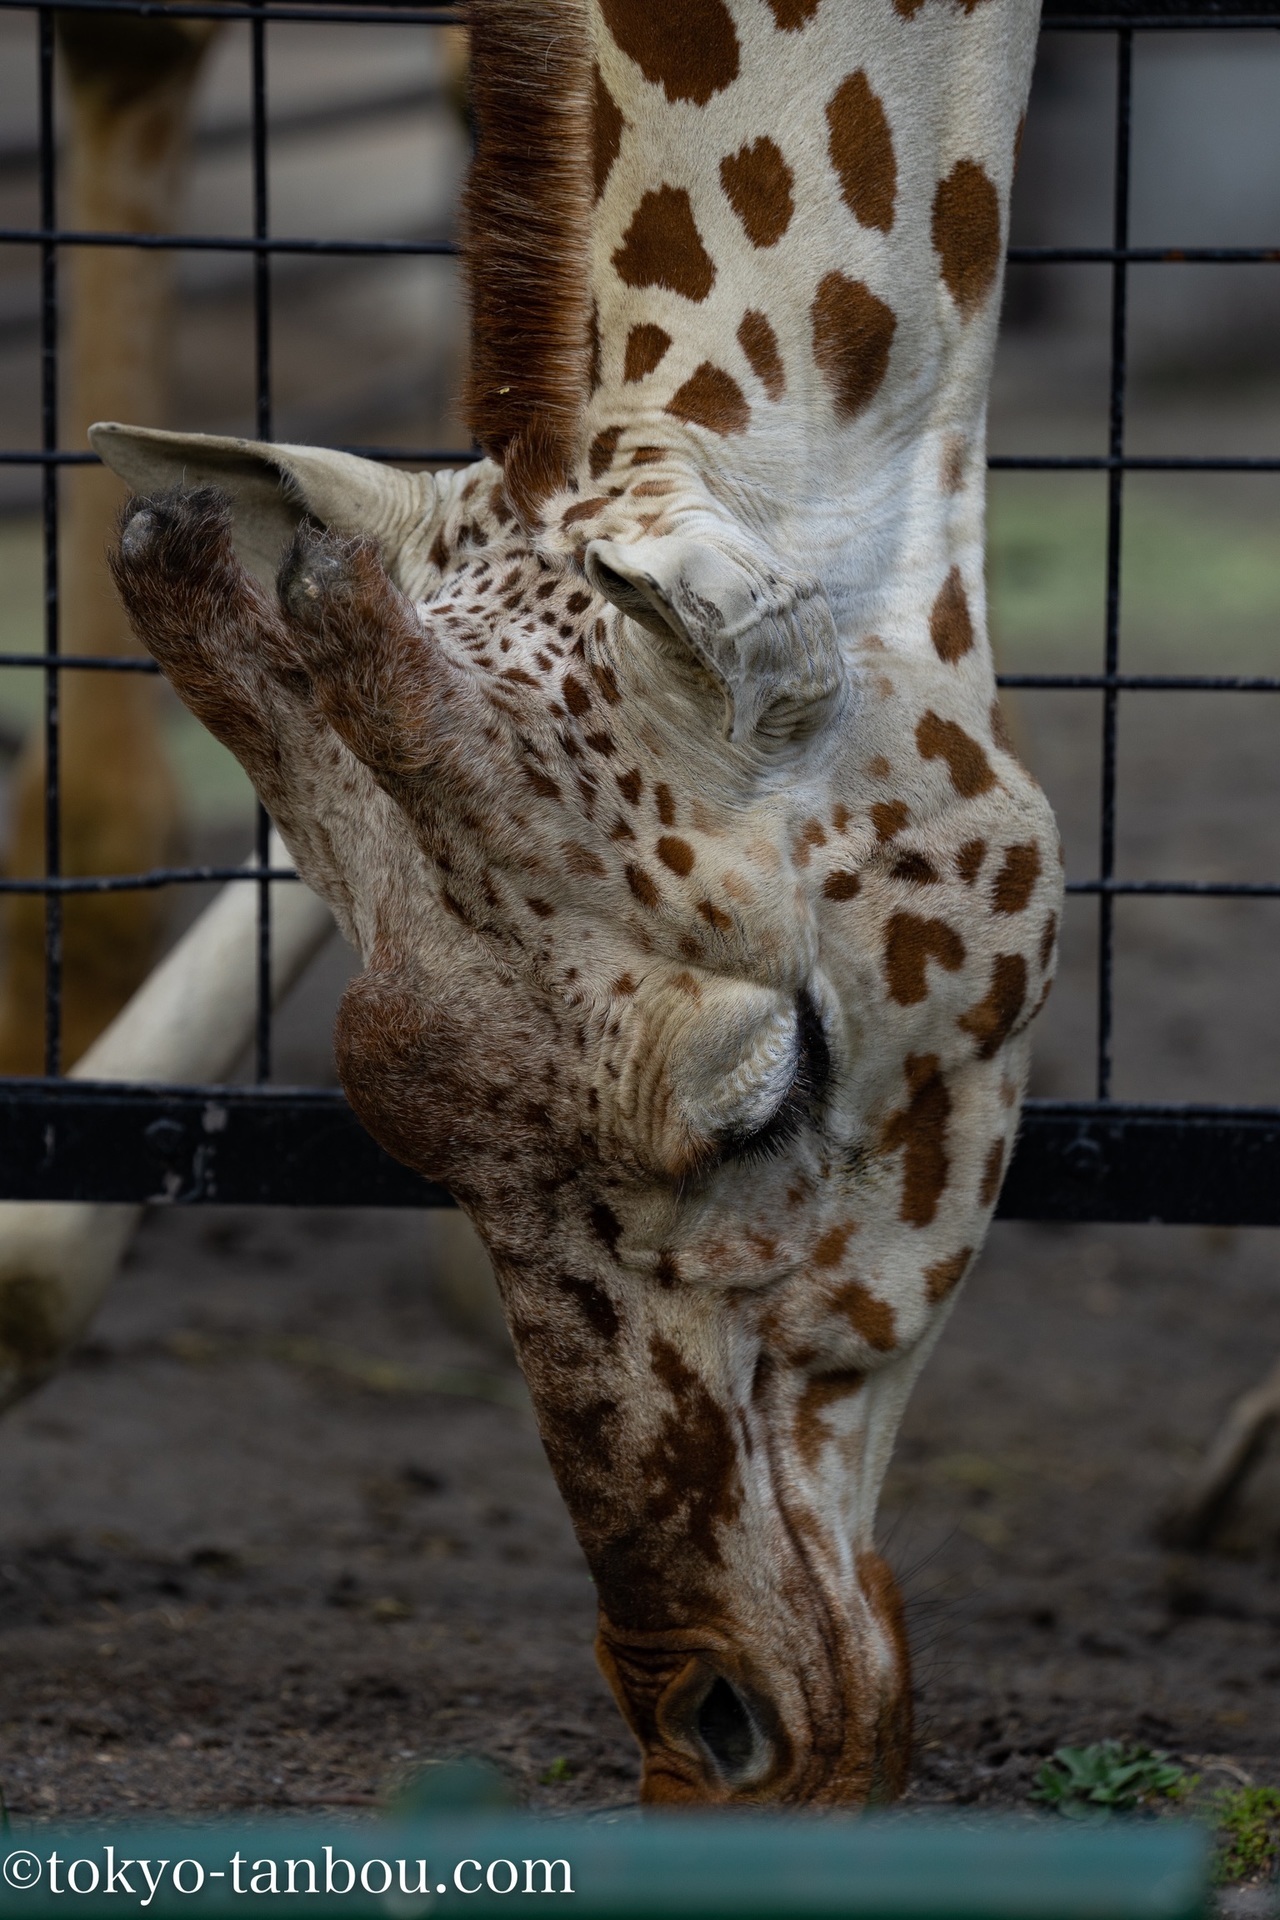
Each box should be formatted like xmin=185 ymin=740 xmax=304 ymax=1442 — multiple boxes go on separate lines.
xmin=97 ymin=0 xmax=1060 ymax=1806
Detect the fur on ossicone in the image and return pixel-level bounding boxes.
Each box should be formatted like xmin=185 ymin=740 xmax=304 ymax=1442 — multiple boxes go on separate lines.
xmin=462 ymin=0 xmax=593 ymax=525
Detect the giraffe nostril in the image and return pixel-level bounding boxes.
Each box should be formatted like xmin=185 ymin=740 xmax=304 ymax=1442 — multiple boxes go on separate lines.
xmin=696 ymin=1675 xmax=765 ymax=1784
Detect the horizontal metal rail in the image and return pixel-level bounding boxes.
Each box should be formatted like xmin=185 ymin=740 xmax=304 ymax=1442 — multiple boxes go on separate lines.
xmin=0 ymin=1079 xmax=1275 ymax=1224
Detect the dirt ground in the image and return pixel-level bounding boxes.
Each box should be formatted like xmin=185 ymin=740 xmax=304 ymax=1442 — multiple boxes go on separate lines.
xmin=1 ymin=679 xmax=1279 ymax=1827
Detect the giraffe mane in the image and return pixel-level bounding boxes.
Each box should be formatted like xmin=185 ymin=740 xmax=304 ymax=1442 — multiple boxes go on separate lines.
xmin=463 ymin=0 xmax=594 ymax=524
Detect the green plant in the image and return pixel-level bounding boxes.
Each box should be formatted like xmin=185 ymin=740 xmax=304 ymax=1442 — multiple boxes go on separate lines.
xmin=1032 ymin=1741 xmax=1190 ymax=1823
xmin=539 ymin=1757 xmax=573 ymax=1785
xmin=1210 ymin=1786 xmax=1280 ymax=1885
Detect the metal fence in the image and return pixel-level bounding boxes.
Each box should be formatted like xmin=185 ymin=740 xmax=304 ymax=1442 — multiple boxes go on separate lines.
xmin=0 ymin=0 xmax=1276 ymax=1221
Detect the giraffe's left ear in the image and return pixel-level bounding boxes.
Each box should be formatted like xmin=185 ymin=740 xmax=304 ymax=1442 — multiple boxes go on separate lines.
xmin=583 ymin=534 xmax=848 ymax=751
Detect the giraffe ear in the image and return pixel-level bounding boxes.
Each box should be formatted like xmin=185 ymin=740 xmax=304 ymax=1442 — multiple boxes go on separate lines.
xmin=89 ymin=423 xmax=452 ymax=599
xmin=583 ymin=534 xmax=848 ymax=750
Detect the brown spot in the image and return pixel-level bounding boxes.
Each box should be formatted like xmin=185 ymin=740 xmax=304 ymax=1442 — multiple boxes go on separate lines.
xmin=563 ymin=840 xmax=607 ymax=878
xmin=697 ymin=899 xmax=731 ymax=932
xmin=640 ymin=1336 xmax=742 ymax=1569
xmin=880 ymin=1053 xmax=951 ymax=1228
xmin=560 ymin=1273 xmax=620 ymax=1342
xmin=794 ymin=1370 xmax=864 ymax=1468
xmin=617 ymin=768 xmax=643 ymax=805
xmin=890 ymin=851 xmax=939 ymax=885
xmin=916 ymin=710 xmax=996 ymax=798
xmin=567 ymin=590 xmax=591 ymax=614
xmin=592 ymin=65 xmax=625 ymax=200
xmin=829 ymin=1280 xmax=897 ymax=1351
xmin=589 ymin=425 xmax=623 ymax=478
xmin=671 ymin=970 xmax=701 ymax=999
xmin=654 ymin=782 xmax=676 ymax=825
xmin=959 ymin=954 xmax=1028 ymax=1060
xmin=924 ymin=1248 xmax=972 ymax=1305
xmin=613 ymin=185 xmax=716 ymax=301
xmin=625 ymin=863 xmax=661 ymax=909
xmin=612 ymin=971 xmax=637 ymax=995
xmin=657 ymin=836 xmax=695 ymax=877
xmin=932 ymin=159 xmax=1002 ymax=318
xmin=867 ymin=755 xmax=892 ymax=782
xmin=823 ymin=870 xmax=862 ymax=902
xmin=826 ymin=70 xmax=897 ymax=234
xmin=585 ymin=730 xmax=616 ymax=756
xmin=1038 ymin=912 xmax=1058 ymax=973
xmin=600 ymin=0 xmax=739 ymax=107
xmin=990 ymin=696 xmax=1016 ymax=754
xmin=526 ymin=897 xmax=556 ymax=919
xmin=956 ymin=838 xmax=987 ymax=885
xmin=719 ymin=136 xmax=794 ymax=248
xmin=883 ymin=913 xmax=965 ymax=1005
xmin=813 ymin=1222 xmax=855 ymax=1269
xmin=561 ymin=495 xmax=611 ymax=528
xmin=623 ymin=323 xmax=672 ymax=382
xmin=871 ymin=799 xmax=910 ymax=842
xmin=666 ymin=362 xmax=750 ymax=436
xmin=833 ymin=803 xmax=851 ymax=832
xmin=523 ymin=767 xmax=562 ymax=801
xmin=930 ymin=566 xmax=974 ymax=663
xmin=991 ymin=842 xmax=1041 ymax=914
xmin=979 ymin=1137 xmax=1006 ymax=1209
xmin=738 ymin=309 xmax=785 ymax=400
xmin=763 ymin=0 xmax=820 ymax=24
xmin=793 ymin=818 xmax=827 ymax=866
xmin=941 ymin=436 xmax=967 ymax=493
xmin=562 ymin=672 xmax=592 ymax=717
xmin=591 ymin=661 xmax=622 ymax=705
xmin=589 ymin=1201 xmax=623 ymax=1256
xmin=811 ymin=271 xmax=896 ymax=420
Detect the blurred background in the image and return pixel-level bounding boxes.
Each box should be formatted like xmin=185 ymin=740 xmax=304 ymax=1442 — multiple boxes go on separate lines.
xmin=0 ymin=18 xmax=1276 ymax=1098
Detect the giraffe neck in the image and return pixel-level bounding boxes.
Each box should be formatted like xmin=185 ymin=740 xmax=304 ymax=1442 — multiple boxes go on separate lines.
xmin=468 ymin=0 xmax=1038 ymax=674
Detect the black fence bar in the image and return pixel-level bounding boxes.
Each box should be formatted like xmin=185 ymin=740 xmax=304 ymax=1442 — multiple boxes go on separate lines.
xmin=37 ymin=10 xmax=61 ymax=1080
xmin=0 ymin=1082 xmax=1274 ymax=1225
xmin=251 ymin=0 xmax=273 ymax=1084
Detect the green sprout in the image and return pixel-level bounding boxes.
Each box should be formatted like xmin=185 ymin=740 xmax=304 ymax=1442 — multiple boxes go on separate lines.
xmin=539 ymin=1757 xmax=574 ymax=1786
xmin=1032 ymin=1741 xmax=1189 ymax=1823
xmin=1210 ymin=1785 xmax=1280 ymax=1886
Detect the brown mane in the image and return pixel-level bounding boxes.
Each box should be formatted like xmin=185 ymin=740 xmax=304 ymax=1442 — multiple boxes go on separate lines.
xmin=463 ymin=0 xmax=593 ymax=524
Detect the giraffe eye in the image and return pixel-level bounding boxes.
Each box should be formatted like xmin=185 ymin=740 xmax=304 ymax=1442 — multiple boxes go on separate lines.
xmin=719 ymin=989 xmax=830 ymax=1165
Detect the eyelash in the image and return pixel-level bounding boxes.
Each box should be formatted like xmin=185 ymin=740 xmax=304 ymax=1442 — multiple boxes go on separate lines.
xmin=719 ymin=988 xmax=831 ymax=1167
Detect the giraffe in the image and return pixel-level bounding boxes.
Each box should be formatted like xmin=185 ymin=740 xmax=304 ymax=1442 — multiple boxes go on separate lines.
xmin=99 ymin=0 xmax=1061 ymax=1806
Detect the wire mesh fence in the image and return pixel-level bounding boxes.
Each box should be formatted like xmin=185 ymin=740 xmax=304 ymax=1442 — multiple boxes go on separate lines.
xmin=0 ymin=0 xmax=1276 ymax=1218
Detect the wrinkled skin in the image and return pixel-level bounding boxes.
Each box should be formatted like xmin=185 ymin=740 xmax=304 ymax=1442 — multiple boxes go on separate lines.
xmin=109 ymin=473 xmax=1059 ymax=1804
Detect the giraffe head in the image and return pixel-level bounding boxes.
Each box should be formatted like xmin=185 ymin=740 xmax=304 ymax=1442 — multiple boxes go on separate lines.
xmin=101 ymin=410 xmax=1059 ymax=1804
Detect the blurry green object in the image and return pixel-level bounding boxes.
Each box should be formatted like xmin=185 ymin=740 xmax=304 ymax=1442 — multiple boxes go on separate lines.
xmin=0 ymin=1811 xmax=1210 ymax=1918
xmin=388 ymin=1757 xmax=516 ymax=1817
xmin=1032 ymin=1741 xmax=1190 ymax=1823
